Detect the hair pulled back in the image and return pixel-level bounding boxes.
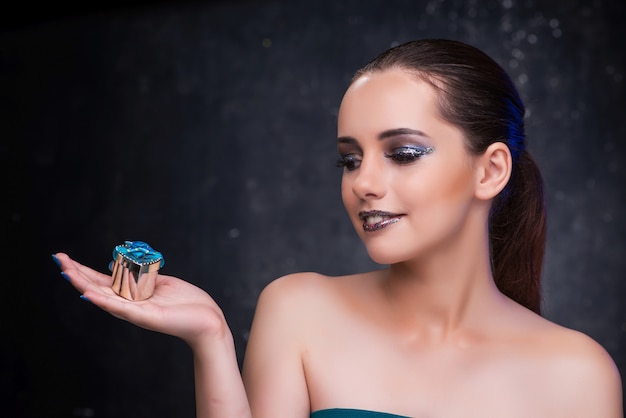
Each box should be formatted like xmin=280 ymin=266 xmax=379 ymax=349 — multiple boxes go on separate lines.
xmin=354 ymin=39 xmax=546 ymax=314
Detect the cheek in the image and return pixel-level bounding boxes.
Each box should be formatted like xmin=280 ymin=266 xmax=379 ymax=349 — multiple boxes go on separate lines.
xmin=340 ymin=175 xmax=357 ymax=214
xmin=341 ymin=175 xmax=367 ymax=233
xmin=395 ymin=161 xmax=475 ymax=213
xmin=340 ymin=175 xmax=350 ymax=206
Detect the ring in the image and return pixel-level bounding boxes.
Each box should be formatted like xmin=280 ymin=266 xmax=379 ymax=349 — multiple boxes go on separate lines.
xmin=110 ymin=240 xmax=164 ymax=301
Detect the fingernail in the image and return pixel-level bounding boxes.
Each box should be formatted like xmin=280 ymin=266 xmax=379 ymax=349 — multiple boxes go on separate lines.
xmin=60 ymin=272 xmax=71 ymax=282
xmin=80 ymin=295 xmax=91 ymax=303
xmin=51 ymin=254 xmax=62 ymax=268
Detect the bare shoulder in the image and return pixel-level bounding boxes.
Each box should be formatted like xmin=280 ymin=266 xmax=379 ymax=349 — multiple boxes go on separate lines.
xmin=531 ymin=316 xmax=619 ymax=377
xmin=554 ymin=324 xmax=621 ymax=383
xmin=256 ymin=271 xmax=338 ymax=311
xmin=243 ymin=272 xmax=348 ymax=416
xmin=252 ymin=270 xmax=380 ymax=342
xmin=261 ymin=271 xmax=333 ymax=293
xmin=252 ymin=271 xmax=352 ymax=331
xmin=257 ymin=270 xmax=376 ymax=307
xmin=521 ymin=315 xmax=623 ymax=416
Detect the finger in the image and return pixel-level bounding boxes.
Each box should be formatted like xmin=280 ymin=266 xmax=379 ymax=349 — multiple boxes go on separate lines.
xmin=73 ymin=261 xmax=112 ymax=287
xmin=81 ymin=288 xmax=164 ymax=332
xmin=54 ymin=253 xmax=112 ymax=287
xmin=52 ymin=252 xmax=79 ymax=271
xmin=63 ymin=267 xmax=112 ymax=298
xmin=59 ymin=258 xmax=114 ymax=296
xmin=80 ymin=288 xmax=133 ymax=321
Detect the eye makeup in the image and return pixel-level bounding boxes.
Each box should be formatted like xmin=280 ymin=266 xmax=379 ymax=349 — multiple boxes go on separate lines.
xmin=336 ymin=153 xmax=362 ymax=171
xmin=384 ymin=145 xmax=434 ymax=164
xmin=336 ymin=127 xmax=435 ymax=171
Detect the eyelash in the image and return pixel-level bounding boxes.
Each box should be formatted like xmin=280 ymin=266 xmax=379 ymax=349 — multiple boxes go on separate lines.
xmin=336 ymin=146 xmax=434 ymax=171
xmin=336 ymin=154 xmax=360 ymax=171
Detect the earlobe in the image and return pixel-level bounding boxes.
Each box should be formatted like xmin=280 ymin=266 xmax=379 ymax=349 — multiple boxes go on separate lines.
xmin=474 ymin=142 xmax=512 ymax=200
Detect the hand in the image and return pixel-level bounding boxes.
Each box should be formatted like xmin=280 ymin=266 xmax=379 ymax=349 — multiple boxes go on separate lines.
xmin=54 ymin=253 xmax=229 ymax=347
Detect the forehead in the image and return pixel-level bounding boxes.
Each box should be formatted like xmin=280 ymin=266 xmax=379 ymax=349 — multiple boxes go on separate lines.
xmin=337 ymin=69 xmax=442 ymax=136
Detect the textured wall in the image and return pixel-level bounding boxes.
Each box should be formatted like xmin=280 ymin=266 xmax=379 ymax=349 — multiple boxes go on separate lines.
xmin=2 ymin=0 xmax=624 ymax=416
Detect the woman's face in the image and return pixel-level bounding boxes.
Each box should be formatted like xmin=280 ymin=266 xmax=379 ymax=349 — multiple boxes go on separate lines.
xmin=337 ymin=69 xmax=481 ymax=265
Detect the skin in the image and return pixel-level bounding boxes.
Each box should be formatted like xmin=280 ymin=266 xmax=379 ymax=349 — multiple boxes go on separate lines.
xmin=56 ymin=68 xmax=623 ymax=418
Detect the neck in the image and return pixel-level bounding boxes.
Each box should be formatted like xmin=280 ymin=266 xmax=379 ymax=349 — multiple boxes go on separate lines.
xmin=381 ymin=230 xmax=504 ymax=338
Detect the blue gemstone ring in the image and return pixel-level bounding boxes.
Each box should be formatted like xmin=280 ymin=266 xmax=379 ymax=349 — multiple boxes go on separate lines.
xmin=110 ymin=240 xmax=164 ymax=301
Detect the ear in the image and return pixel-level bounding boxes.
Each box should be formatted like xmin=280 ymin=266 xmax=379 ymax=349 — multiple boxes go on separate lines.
xmin=474 ymin=142 xmax=512 ymax=201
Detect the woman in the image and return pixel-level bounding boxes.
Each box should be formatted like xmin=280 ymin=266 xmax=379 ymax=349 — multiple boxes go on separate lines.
xmin=54 ymin=39 xmax=623 ymax=417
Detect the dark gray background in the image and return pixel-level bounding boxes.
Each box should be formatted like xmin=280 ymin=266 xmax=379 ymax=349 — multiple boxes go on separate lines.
xmin=2 ymin=0 xmax=624 ymax=416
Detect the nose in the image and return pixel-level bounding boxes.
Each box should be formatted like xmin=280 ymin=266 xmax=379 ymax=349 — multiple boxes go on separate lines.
xmin=350 ymin=155 xmax=387 ymax=200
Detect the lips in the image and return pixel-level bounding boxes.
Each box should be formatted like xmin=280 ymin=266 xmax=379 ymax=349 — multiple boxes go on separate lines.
xmin=358 ymin=210 xmax=403 ymax=232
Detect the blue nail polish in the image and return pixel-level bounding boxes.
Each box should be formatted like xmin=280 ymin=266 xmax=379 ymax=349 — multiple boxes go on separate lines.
xmin=80 ymin=295 xmax=91 ymax=303
xmin=60 ymin=272 xmax=71 ymax=282
xmin=51 ymin=254 xmax=62 ymax=268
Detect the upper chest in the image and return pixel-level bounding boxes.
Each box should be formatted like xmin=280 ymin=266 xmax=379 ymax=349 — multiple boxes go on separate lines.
xmin=302 ymin=312 xmax=559 ymax=417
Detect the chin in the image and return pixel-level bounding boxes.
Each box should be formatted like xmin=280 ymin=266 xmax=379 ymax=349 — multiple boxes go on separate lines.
xmin=355 ymin=228 xmax=414 ymax=265
xmin=364 ymin=245 xmax=413 ymax=266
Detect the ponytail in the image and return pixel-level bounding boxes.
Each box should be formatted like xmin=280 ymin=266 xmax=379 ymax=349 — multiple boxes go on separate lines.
xmin=489 ymin=150 xmax=546 ymax=314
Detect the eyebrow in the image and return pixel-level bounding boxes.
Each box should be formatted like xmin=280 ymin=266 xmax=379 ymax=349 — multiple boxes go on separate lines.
xmin=337 ymin=127 xmax=430 ymax=144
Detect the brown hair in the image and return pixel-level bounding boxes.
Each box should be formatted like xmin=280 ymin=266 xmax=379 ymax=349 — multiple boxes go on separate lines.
xmin=353 ymin=39 xmax=546 ymax=314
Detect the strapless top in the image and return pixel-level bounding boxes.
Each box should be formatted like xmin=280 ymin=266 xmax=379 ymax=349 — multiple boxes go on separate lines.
xmin=311 ymin=409 xmax=410 ymax=417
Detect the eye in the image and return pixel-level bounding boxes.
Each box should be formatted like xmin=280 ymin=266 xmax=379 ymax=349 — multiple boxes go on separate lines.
xmin=385 ymin=146 xmax=434 ymax=164
xmin=336 ymin=154 xmax=362 ymax=171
